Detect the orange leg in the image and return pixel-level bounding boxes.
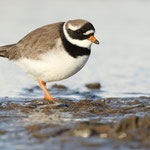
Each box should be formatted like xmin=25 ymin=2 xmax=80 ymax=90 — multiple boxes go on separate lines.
xmin=38 ymin=80 xmax=53 ymax=101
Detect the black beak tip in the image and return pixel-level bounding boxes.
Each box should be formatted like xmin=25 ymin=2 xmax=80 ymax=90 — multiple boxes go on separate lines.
xmin=94 ymin=40 xmax=99 ymax=44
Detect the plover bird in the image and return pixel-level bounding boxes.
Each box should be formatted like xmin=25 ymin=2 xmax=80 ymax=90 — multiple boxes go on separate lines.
xmin=0 ymin=19 xmax=99 ymax=100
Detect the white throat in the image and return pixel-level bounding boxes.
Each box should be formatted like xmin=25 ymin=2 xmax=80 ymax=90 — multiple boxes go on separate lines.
xmin=63 ymin=22 xmax=92 ymax=49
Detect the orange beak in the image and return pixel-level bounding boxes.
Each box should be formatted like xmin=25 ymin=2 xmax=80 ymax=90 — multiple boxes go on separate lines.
xmin=88 ymin=36 xmax=99 ymax=44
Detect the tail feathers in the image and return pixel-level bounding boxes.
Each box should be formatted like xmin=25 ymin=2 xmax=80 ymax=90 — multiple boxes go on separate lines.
xmin=0 ymin=44 xmax=15 ymax=58
xmin=0 ymin=49 xmax=7 ymax=57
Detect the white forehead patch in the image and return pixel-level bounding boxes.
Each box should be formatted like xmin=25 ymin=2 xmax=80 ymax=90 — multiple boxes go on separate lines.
xmin=68 ymin=23 xmax=81 ymax=31
xmin=83 ymin=30 xmax=94 ymax=35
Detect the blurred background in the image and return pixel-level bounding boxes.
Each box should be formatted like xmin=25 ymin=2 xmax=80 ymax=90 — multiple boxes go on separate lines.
xmin=0 ymin=0 xmax=150 ymax=98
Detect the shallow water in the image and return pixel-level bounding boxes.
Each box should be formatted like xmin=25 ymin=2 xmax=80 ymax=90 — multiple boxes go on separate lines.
xmin=0 ymin=0 xmax=150 ymax=98
xmin=0 ymin=90 xmax=150 ymax=150
xmin=0 ymin=0 xmax=150 ymax=150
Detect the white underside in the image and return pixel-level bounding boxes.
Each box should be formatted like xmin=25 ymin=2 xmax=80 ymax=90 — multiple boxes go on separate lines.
xmin=13 ymin=38 xmax=89 ymax=82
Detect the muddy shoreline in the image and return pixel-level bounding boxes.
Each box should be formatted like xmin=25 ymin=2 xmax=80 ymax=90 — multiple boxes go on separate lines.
xmin=0 ymin=84 xmax=150 ymax=149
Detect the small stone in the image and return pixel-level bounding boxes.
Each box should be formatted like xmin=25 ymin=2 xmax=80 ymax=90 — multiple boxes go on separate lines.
xmin=85 ymin=83 xmax=101 ymax=90
xmin=52 ymin=84 xmax=67 ymax=89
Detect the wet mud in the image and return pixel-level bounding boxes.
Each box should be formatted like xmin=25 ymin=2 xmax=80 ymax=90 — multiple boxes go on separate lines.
xmin=0 ymin=84 xmax=150 ymax=149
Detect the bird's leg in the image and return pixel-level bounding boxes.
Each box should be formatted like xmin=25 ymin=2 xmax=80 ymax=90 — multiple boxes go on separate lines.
xmin=38 ymin=80 xmax=53 ymax=101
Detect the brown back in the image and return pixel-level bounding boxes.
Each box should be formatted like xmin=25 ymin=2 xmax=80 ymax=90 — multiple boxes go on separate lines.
xmin=5 ymin=22 xmax=64 ymax=60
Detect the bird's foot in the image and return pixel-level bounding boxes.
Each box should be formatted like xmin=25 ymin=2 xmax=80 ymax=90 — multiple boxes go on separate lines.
xmin=38 ymin=80 xmax=53 ymax=101
xmin=43 ymin=94 xmax=53 ymax=101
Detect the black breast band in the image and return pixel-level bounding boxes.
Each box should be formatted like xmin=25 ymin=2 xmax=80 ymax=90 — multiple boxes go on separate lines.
xmin=59 ymin=23 xmax=91 ymax=58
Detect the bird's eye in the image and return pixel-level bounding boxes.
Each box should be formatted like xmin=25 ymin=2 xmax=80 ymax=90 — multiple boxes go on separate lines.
xmin=76 ymin=30 xmax=81 ymax=34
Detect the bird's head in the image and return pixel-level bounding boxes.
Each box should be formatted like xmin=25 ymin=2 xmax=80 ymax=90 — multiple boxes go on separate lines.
xmin=63 ymin=19 xmax=99 ymax=49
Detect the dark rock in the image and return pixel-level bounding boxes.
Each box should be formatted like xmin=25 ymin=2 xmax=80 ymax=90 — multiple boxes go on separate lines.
xmin=52 ymin=84 xmax=67 ymax=89
xmin=85 ymin=83 xmax=101 ymax=90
